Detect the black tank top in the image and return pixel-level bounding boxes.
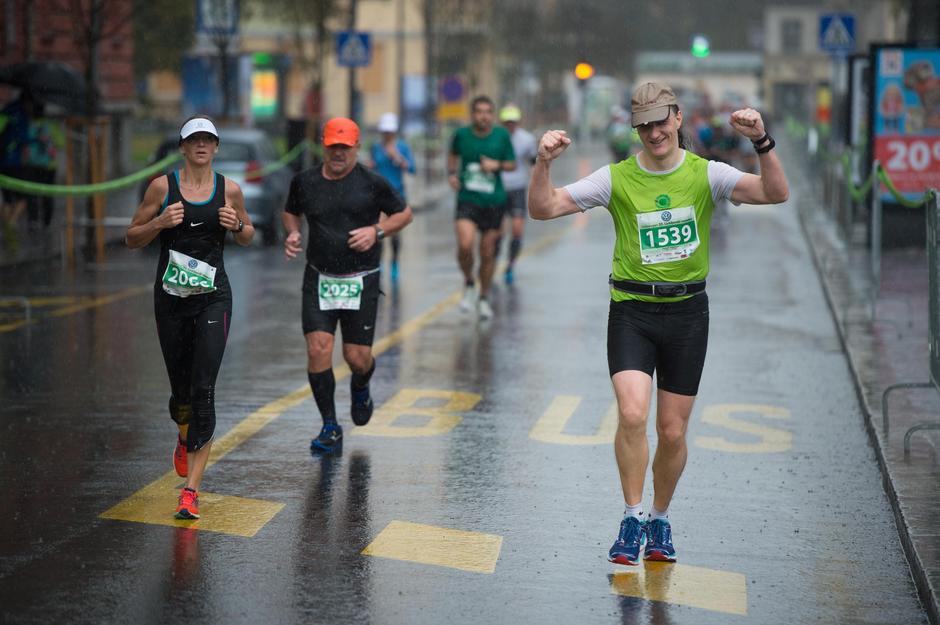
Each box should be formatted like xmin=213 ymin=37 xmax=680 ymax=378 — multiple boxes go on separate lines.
xmin=154 ymin=170 xmax=231 ymax=304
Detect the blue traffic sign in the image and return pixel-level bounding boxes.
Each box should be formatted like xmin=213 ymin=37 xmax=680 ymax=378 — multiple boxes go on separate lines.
xmin=819 ymin=13 xmax=855 ymax=55
xmin=440 ymin=76 xmax=465 ymax=102
xmin=336 ymin=31 xmax=372 ymax=68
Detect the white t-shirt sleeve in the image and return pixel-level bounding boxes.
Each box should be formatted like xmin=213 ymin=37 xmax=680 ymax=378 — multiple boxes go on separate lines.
xmin=707 ymin=160 xmax=746 ymax=205
xmin=563 ymin=166 xmax=612 ymax=211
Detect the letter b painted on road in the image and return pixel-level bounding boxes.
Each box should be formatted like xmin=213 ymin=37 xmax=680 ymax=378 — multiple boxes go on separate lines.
xmin=355 ymin=388 xmax=481 ymax=438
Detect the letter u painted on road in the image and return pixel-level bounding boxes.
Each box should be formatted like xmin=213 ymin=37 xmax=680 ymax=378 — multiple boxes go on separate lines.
xmin=529 ymin=395 xmax=618 ymax=445
xmin=694 ymin=404 xmax=792 ymax=453
xmin=354 ymin=388 xmax=481 ymax=438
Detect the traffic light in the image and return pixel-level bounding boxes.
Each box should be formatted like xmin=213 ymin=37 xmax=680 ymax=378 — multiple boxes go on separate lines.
xmin=575 ymin=62 xmax=595 ymax=82
xmin=691 ymin=35 xmax=710 ymax=58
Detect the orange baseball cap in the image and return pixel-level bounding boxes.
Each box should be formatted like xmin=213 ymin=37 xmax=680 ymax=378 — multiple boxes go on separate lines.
xmin=323 ymin=117 xmax=360 ymax=146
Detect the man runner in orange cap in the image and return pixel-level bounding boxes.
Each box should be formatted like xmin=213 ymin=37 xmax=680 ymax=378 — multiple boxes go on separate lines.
xmin=283 ymin=117 xmax=413 ymax=453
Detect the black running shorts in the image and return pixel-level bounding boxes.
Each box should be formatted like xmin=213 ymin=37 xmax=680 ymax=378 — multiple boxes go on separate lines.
xmin=504 ymin=189 xmax=527 ymax=218
xmin=302 ymin=265 xmax=381 ymax=345
xmin=455 ymin=201 xmax=504 ymax=232
xmin=606 ymin=292 xmax=709 ymax=396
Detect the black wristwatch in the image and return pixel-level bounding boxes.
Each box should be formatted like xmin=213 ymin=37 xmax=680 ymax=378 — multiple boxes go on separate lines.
xmin=375 ymin=226 xmax=385 ymax=241
xmin=236 ymin=219 xmax=244 ymax=233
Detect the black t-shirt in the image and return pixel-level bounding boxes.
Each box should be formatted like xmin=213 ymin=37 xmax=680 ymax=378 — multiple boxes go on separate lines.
xmin=285 ymin=163 xmax=406 ymax=274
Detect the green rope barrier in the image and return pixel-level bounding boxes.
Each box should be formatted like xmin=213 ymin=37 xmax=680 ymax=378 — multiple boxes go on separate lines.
xmin=784 ymin=116 xmax=935 ymax=208
xmin=0 ymin=153 xmax=181 ymax=197
xmin=840 ymin=152 xmax=875 ymax=203
xmin=0 ymin=138 xmax=312 ymax=197
xmin=876 ymin=167 xmax=935 ymax=208
xmin=235 ymin=139 xmax=311 ymax=181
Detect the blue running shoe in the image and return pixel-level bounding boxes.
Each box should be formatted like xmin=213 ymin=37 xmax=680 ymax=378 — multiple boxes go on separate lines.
xmin=608 ymin=516 xmax=646 ymax=566
xmin=310 ymin=422 xmax=343 ymax=453
xmin=644 ymin=518 xmax=677 ymax=562
xmin=504 ymin=266 xmax=514 ymax=285
xmin=350 ymin=385 xmax=374 ymax=426
xmin=390 ymin=260 xmax=400 ymax=284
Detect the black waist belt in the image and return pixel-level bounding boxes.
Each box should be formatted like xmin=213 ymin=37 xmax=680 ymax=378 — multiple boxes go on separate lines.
xmin=609 ymin=277 xmax=706 ymax=297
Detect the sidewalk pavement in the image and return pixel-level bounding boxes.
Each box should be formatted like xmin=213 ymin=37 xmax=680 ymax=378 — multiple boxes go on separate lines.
xmin=795 ymin=141 xmax=940 ymax=624
xmin=0 ymin=169 xmax=451 ymax=270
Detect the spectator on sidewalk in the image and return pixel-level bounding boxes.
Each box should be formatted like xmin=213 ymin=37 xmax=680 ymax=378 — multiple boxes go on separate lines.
xmin=0 ymin=90 xmax=39 ymax=250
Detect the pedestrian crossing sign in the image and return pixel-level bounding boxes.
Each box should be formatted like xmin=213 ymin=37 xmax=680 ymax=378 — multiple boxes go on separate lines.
xmin=336 ymin=31 xmax=372 ymax=68
xmin=819 ymin=13 xmax=855 ymax=55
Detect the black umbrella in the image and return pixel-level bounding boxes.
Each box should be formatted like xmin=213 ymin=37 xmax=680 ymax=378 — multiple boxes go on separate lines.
xmin=0 ymin=61 xmax=91 ymax=114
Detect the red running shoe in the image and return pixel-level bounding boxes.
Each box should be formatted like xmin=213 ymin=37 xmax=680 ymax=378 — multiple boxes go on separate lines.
xmin=173 ymin=435 xmax=188 ymax=477
xmin=174 ymin=487 xmax=200 ymax=519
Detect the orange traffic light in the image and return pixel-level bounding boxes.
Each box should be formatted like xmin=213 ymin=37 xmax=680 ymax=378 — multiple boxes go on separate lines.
xmin=575 ymin=62 xmax=595 ymax=81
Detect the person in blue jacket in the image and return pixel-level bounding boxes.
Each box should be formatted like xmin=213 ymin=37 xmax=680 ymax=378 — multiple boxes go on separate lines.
xmin=369 ymin=112 xmax=415 ymax=284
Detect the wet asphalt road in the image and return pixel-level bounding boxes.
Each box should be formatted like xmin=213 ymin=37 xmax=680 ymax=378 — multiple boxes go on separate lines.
xmin=0 ymin=146 xmax=929 ymax=624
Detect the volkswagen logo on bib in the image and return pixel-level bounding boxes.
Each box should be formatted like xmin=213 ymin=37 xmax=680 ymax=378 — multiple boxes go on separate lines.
xmin=188 ymin=259 xmax=198 ymax=269
xmin=661 ymin=211 xmax=672 ymax=222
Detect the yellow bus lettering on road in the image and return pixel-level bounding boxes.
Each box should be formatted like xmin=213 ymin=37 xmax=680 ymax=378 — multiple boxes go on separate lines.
xmin=530 ymin=395 xmax=618 ymax=445
xmin=354 ymin=388 xmax=480 ymax=438
xmin=695 ymin=403 xmax=792 ymax=453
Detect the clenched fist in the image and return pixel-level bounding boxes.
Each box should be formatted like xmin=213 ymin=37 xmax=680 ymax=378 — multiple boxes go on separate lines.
xmin=537 ymin=130 xmax=572 ymax=162
xmin=729 ymin=109 xmax=766 ymax=141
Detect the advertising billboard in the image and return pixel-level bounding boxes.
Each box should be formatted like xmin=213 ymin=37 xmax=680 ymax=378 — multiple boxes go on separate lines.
xmin=871 ymin=46 xmax=940 ymax=202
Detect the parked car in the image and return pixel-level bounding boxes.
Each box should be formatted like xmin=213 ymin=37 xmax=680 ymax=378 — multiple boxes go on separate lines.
xmin=139 ymin=127 xmax=293 ymax=245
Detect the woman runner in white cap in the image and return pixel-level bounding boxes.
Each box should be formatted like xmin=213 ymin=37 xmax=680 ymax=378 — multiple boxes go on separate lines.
xmin=125 ymin=115 xmax=254 ymax=520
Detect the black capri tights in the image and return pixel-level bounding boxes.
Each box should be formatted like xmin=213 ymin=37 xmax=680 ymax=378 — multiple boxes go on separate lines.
xmin=156 ymin=299 xmax=231 ymax=452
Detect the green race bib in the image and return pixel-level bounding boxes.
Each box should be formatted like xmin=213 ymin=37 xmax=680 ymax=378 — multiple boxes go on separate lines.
xmin=162 ymin=250 xmax=217 ymax=297
xmin=318 ymin=274 xmax=364 ymax=310
xmin=636 ymin=206 xmax=700 ymax=265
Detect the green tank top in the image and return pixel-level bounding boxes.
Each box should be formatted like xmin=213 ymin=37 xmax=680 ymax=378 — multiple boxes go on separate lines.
xmin=608 ymin=151 xmax=714 ymax=302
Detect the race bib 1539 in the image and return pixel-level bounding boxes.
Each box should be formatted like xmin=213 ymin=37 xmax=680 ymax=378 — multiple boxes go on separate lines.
xmin=636 ymin=205 xmax=699 ymax=265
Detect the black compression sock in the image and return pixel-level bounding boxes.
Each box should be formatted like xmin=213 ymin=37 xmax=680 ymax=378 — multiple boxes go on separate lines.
xmin=308 ymin=369 xmax=337 ymax=424
xmin=509 ymin=237 xmax=523 ymax=263
xmin=351 ymin=358 xmax=376 ymax=390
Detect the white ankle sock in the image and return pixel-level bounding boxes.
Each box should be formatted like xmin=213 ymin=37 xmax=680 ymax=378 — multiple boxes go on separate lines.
xmin=649 ymin=506 xmax=669 ymax=521
xmin=624 ymin=503 xmax=645 ymax=521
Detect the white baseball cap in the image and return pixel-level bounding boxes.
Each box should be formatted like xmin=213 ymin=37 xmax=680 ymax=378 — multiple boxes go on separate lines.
xmin=180 ymin=117 xmax=219 ymax=140
xmin=377 ymin=112 xmax=399 ymax=133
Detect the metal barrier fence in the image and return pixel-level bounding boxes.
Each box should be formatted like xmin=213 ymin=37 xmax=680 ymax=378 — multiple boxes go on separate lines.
xmin=786 ymin=118 xmax=939 ymax=454
xmin=882 ymin=190 xmax=940 ymax=454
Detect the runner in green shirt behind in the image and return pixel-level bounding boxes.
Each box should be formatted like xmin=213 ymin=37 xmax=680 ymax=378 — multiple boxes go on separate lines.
xmin=528 ymin=82 xmax=789 ymax=566
xmin=447 ymin=95 xmax=516 ymax=320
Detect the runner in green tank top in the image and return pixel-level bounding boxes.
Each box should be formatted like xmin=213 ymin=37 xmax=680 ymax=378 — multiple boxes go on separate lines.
xmin=528 ymin=82 xmax=789 ymax=565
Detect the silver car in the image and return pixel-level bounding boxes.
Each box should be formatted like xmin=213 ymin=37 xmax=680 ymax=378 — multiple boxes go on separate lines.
xmin=141 ymin=127 xmax=293 ymax=245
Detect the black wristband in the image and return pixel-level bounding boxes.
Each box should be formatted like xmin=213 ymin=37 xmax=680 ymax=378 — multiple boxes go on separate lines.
xmin=755 ymin=135 xmax=775 ymax=154
xmin=751 ymin=132 xmax=769 ymax=146
xmin=448 ymin=170 xmax=457 ymax=176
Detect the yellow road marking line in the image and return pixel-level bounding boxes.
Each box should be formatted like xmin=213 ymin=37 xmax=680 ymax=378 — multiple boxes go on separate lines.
xmin=361 ymin=520 xmax=503 ymax=574
xmin=610 ymin=561 xmax=748 ymax=616
xmin=0 ymin=319 xmax=29 ymax=332
xmin=99 ymin=473 xmax=284 ymax=538
xmin=46 ymin=284 xmax=151 ymax=317
xmin=0 ymin=295 xmax=80 ymax=307
xmin=353 ymin=388 xmax=481 ymax=438
xmin=100 ymin=226 xmax=573 ymax=536
xmin=529 ymin=395 xmax=618 ymax=445
xmin=0 ymin=283 xmax=151 ymax=333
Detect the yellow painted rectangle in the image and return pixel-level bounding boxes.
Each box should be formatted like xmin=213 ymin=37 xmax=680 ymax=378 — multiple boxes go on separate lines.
xmin=362 ymin=520 xmax=502 ymax=574
xmin=100 ymin=473 xmax=284 ymax=538
xmin=610 ymin=561 xmax=747 ymax=616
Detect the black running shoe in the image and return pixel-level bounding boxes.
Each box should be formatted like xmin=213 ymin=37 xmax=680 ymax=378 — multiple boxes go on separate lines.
xmin=351 ymin=385 xmax=374 ymax=426
xmin=310 ymin=423 xmax=343 ymax=453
